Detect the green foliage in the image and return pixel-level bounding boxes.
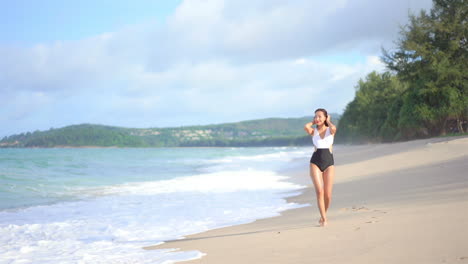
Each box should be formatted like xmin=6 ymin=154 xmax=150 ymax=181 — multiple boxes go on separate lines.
xmin=337 ymin=72 xmax=407 ymax=143
xmin=382 ymin=0 xmax=467 ymax=137
xmin=4 ymin=124 xmax=148 ymax=148
xmin=0 ymin=116 xmax=340 ymax=148
xmin=340 ymin=0 xmax=467 ymax=143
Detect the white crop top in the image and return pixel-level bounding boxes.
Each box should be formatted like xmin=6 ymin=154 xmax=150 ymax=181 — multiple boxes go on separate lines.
xmin=312 ymin=127 xmax=334 ymax=149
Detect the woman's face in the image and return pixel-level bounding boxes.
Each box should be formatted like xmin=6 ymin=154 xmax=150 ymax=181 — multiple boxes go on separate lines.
xmin=314 ymin=111 xmax=326 ymax=125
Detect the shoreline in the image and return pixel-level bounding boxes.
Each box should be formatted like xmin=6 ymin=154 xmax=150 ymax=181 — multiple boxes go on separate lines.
xmin=144 ymin=135 xmax=468 ymax=263
xmin=1 ymin=134 xmax=467 ymax=149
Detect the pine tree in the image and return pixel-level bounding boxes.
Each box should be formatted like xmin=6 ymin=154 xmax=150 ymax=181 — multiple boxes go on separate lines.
xmin=382 ymin=0 xmax=467 ymax=136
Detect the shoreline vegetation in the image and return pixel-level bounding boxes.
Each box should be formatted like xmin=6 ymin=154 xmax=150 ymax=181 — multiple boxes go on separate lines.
xmin=1 ymin=118 xmax=467 ymax=149
xmin=0 ymin=116 xmax=337 ymax=148
xmin=338 ymin=0 xmax=467 ymax=143
xmin=3 ymin=133 xmax=467 ymax=149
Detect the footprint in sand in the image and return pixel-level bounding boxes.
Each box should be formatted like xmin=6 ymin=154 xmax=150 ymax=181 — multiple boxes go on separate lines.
xmin=373 ymin=209 xmax=388 ymax=214
xmin=364 ymin=215 xmax=381 ymax=224
xmin=352 ymin=206 xmax=369 ymax=211
xmin=340 ymin=205 xmax=371 ymax=212
xmin=340 ymin=206 xmax=387 ymax=226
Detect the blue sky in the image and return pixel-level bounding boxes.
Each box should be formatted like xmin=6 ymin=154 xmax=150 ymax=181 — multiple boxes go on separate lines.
xmin=0 ymin=0 xmax=181 ymax=44
xmin=0 ymin=0 xmax=432 ymax=137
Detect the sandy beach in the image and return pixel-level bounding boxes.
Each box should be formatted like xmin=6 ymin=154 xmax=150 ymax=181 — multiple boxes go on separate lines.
xmin=144 ymin=136 xmax=468 ymax=263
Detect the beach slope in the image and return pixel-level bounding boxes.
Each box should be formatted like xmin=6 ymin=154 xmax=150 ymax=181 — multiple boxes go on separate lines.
xmin=145 ymin=136 xmax=468 ymax=264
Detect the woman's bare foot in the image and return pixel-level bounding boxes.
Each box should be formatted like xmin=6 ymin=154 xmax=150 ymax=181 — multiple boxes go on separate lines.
xmin=320 ymin=218 xmax=328 ymax=227
xmin=318 ymin=217 xmax=324 ymax=225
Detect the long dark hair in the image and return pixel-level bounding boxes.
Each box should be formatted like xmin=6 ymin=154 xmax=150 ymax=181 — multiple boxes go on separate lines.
xmin=315 ymin=108 xmax=329 ymax=127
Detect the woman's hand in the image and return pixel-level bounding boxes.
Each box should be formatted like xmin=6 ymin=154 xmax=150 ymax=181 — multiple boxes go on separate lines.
xmin=304 ymin=121 xmax=315 ymax=135
xmin=327 ymin=115 xmax=337 ymax=135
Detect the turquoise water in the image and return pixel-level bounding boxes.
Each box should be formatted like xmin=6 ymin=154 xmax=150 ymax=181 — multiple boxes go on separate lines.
xmin=0 ymin=147 xmax=304 ymax=210
xmin=0 ymin=147 xmax=311 ymax=263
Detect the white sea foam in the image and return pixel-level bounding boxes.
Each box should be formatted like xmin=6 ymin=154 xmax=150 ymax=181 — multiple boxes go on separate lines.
xmin=198 ymin=149 xmax=310 ymax=174
xmin=205 ymin=149 xmax=309 ymax=164
xmin=0 ymin=168 xmax=308 ymax=264
xmin=87 ymin=169 xmax=304 ymax=196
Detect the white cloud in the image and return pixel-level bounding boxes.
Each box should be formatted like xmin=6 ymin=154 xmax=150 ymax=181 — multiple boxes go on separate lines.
xmin=0 ymin=0 xmax=433 ymax=136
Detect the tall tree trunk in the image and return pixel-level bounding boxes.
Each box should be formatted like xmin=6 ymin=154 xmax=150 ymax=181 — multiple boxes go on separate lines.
xmin=440 ymin=118 xmax=448 ymax=136
xmin=457 ymin=117 xmax=465 ymax=133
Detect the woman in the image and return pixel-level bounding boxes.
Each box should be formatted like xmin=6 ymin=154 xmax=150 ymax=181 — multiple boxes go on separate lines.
xmin=303 ymin=108 xmax=337 ymax=227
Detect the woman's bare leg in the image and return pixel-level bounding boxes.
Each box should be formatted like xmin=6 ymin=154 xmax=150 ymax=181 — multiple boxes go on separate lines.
xmin=310 ymin=164 xmax=327 ymax=226
xmin=323 ymin=165 xmax=335 ymax=212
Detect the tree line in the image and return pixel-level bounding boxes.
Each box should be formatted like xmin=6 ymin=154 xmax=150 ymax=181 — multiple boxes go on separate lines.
xmin=337 ymin=0 xmax=467 ymax=143
xmin=1 ymin=116 xmax=340 ymax=148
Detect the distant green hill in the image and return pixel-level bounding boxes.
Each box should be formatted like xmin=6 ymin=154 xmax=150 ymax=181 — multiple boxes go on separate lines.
xmin=0 ymin=115 xmax=341 ymax=148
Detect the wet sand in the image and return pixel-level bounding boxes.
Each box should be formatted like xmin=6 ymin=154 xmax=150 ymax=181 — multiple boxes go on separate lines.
xmin=145 ymin=136 xmax=468 ymax=264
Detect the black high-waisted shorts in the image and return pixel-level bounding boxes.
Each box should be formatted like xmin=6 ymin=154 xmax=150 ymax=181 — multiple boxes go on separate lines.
xmin=310 ymin=148 xmax=334 ymax=172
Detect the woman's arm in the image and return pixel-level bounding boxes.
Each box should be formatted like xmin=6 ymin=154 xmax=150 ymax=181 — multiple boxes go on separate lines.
xmin=304 ymin=121 xmax=315 ymax=135
xmin=327 ymin=115 xmax=337 ymax=135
